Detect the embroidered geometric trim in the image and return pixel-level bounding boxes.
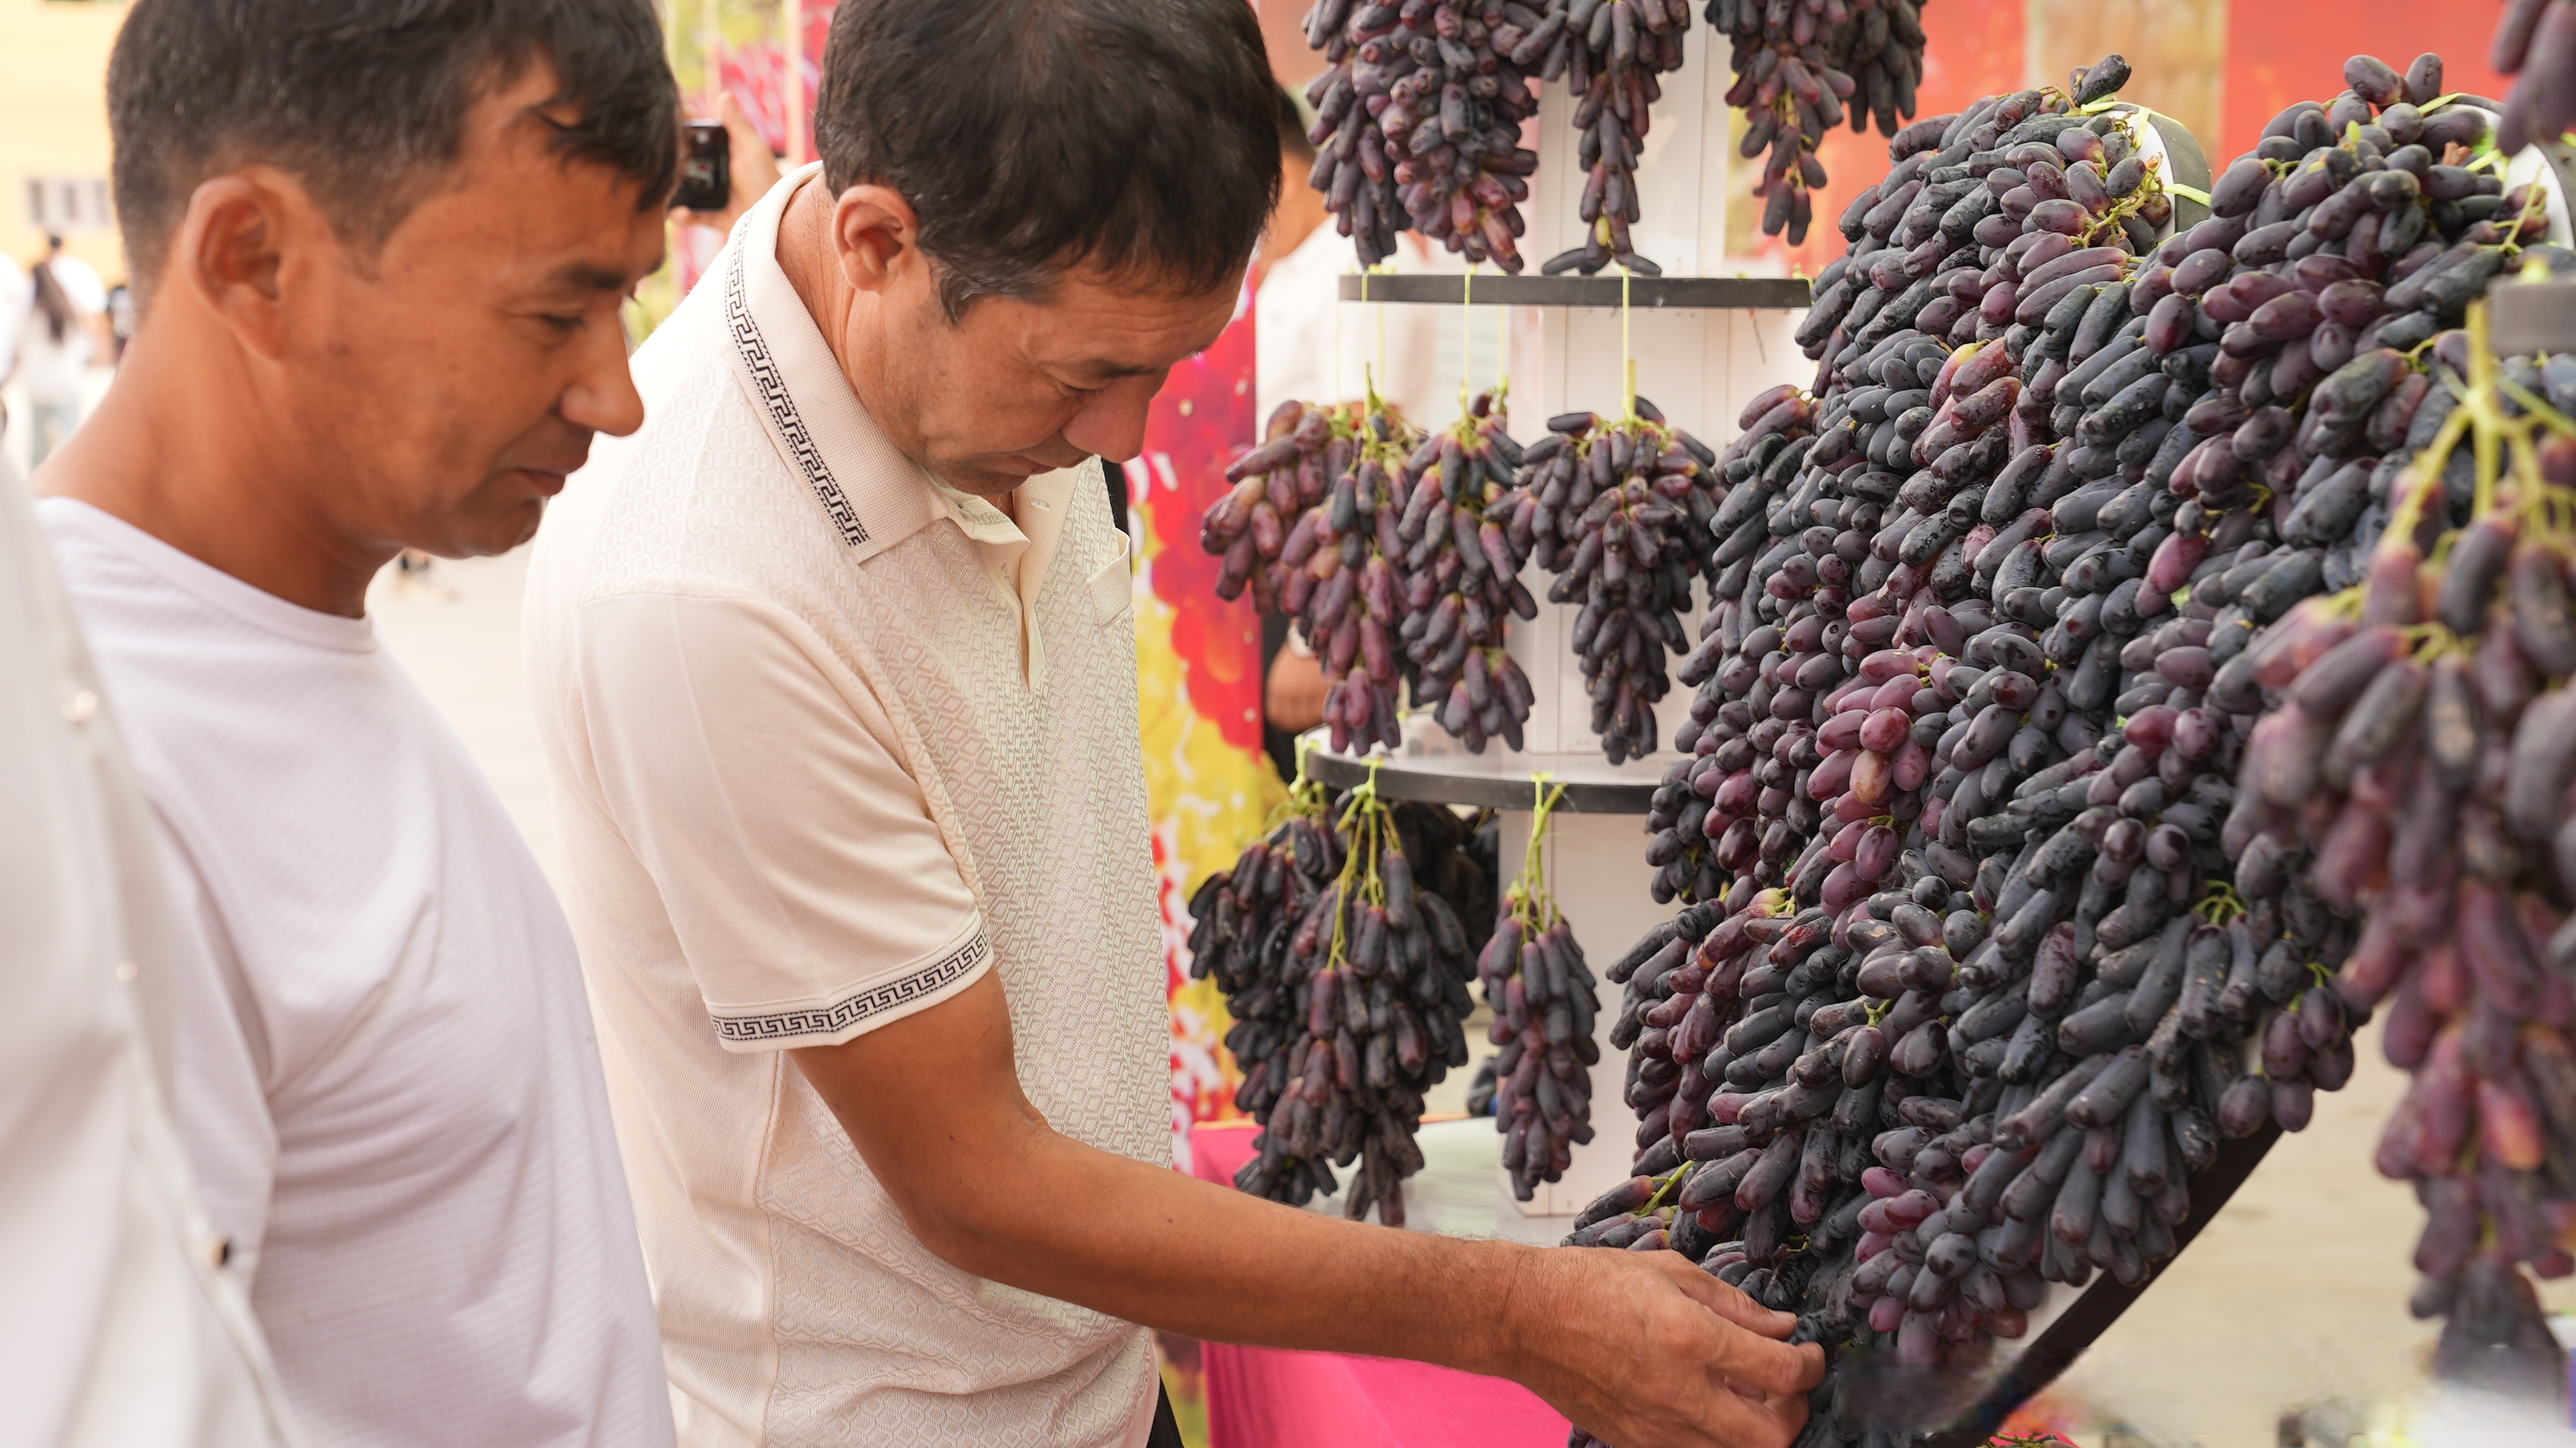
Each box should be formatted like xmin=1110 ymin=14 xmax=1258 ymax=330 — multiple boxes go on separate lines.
xmin=725 ymin=245 xmax=869 ymax=547
xmin=709 ymin=930 xmax=989 ymax=1043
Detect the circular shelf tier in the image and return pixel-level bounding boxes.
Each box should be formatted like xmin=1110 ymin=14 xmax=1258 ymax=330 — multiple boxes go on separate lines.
xmin=1298 ymin=719 xmax=1664 ymax=815
xmin=1334 ymin=273 xmax=1811 ymax=310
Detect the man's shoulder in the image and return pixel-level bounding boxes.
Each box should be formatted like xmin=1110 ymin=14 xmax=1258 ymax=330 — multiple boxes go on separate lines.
xmin=533 ymin=300 xmax=854 ymax=629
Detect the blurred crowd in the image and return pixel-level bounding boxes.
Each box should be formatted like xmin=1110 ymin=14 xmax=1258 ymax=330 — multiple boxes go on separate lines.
xmin=1 ymin=234 xmax=122 ymax=468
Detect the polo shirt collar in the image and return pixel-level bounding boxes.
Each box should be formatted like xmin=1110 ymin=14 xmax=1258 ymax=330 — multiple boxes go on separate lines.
xmin=722 ymin=163 xmax=940 ymax=565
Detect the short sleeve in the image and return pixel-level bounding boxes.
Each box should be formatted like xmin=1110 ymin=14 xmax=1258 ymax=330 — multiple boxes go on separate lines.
xmin=571 ymin=592 xmax=990 ymax=1051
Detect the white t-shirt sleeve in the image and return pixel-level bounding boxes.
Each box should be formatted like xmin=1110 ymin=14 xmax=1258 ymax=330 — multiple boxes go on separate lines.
xmin=572 ymin=591 xmax=990 ymax=1051
xmin=150 ymin=819 xmax=284 ymax=1288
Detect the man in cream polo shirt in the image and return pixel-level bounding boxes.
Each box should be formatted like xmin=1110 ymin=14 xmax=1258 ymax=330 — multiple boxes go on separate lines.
xmin=524 ymin=2 xmax=1823 ymax=1446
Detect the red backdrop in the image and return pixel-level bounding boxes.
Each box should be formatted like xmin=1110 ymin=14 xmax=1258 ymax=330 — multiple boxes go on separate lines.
xmin=1761 ymin=1 xmax=2512 ymax=279
xmin=2219 ymin=3 xmax=2510 ymax=163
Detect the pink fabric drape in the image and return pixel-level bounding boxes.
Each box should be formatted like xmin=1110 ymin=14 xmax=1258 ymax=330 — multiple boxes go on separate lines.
xmin=1186 ymin=1124 xmax=1573 ymax=1448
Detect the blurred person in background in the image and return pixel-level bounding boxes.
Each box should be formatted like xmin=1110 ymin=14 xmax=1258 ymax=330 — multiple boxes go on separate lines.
xmin=40 ymin=235 xmax=111 ymax=327
xmin=1253 ymin=85 xmax=1461 ymax=773
xmin=30 ymin=1 xmax=683 ymax=1444
xmin=14 ymin=261 xmax=94 ymax=465
xmin=669 ymin=90 xmax=783 ymax=242
xmin=1255 ymin=87 xmax=1332 ymax=771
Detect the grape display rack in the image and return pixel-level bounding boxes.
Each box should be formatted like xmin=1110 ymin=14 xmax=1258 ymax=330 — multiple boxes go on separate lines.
xmin=1306 ymin=47 xmax=1818 ymax=1218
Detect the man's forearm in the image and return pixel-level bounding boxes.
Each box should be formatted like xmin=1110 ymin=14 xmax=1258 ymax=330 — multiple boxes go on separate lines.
xmin=790 ymin=973 xmax=1821 ymax=1447
xmin=905 ymin=1113 xmax=1533 ymax=1371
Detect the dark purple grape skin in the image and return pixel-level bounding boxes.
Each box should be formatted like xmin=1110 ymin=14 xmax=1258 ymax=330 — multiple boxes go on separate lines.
xmin=2145 ymin=292 xmax=2195 ymax=353
xmin=2318 ymin=279 xmax=2386 ymax=327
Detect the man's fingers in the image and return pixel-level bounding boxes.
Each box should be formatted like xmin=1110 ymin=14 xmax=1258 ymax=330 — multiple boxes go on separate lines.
xmin=1682 ymin=1376 xmax=1812 ymax=1448
xmin=1710 ymin=1328 xmax=1828 ymax=1398
xmin=1657 ymin=1257 xmax=1797 ymax=1337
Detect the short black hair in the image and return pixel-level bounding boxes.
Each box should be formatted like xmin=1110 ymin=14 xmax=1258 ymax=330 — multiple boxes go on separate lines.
xmin=109 ymin=0 xmax=679 ymax=301
xmin=814 ymin=0 xmax=1278 ymax=321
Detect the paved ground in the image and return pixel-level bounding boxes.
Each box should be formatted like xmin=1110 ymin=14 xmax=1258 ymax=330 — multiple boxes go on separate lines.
xmin=371 ymin=547 xmax=2572 ymax=1448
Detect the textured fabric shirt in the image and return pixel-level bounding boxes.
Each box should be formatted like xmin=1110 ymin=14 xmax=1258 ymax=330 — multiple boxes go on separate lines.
xmin=40 ymin=499 xmax=673 ymax=1448
xmin=521 ymin=165 xmax=1169 ymax=1448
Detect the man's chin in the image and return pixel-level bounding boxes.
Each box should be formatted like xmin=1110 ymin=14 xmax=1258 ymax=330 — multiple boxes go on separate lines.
xmin=439 ymin=498 xmax=549 ymax=559
xmin=940 ymin=456 xmax=1080 ymax=499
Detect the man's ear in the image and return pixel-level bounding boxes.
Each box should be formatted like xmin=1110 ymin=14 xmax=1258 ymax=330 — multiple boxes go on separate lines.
xmin=831 ymin=184 xmax=924 ymax=298
xmin=169 ymin=168 xmax=331 ymax=362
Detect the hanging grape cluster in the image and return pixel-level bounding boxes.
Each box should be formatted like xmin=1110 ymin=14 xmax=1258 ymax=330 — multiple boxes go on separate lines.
xmin=1710 ymin=0 xmax=1933 ymax=245
xmin=1484 ymin=785 xmax=1608 ymax=1198
xmin=1550 ymin=50 xmax=2576 ymax=1443
xmin=1403 ymin=394 xmax=1548 ymax=750
xmin=1206 ymin=391 xmax=1542 ymax=756
xmin=1535 ymin=0 xmax=1693 ymax=276
xmin=1205 ymin=399 xmax=1409 ymax=753
xmin=2493 ymin=0 xmax=2576 ymax=157
xmin=1301 ymin=0 xmax=1546 ymax=270
xmin=1495 ymin=399 xmax=1724 ymax=762
xmin=2217 ymin=316 xmax=2576 ymax=1396
xmin=1193 ymin=777 xmax=1497 ymax=1223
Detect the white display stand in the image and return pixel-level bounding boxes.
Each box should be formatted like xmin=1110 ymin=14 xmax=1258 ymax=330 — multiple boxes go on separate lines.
xmin=1306 ymin=53 xmax=1810 ymax=1213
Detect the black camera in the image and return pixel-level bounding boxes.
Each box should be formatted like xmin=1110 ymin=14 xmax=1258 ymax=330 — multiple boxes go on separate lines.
xmin=674 ymin=120 xmax=729 ymax=213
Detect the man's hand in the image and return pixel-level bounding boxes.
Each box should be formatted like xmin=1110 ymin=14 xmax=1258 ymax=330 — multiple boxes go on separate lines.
xmin=1503 ymin=1248 xmax=1820 ymax=1448
xmin=790 ymin=970 xmax=1823 ymax=1446
xmin=1264 ymin=642 xmax=1327 ymax=733
xmin=671 ymin=94 xmax=784 ymax=239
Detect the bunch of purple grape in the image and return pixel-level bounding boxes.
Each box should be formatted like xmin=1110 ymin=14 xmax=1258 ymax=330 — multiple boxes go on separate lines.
xmin=1207 ymin=392 xmax=1546 ymax=756
xmin=1199 ymin=790 xmax=1495 ymax=1224
xmin=2494 ymin=0 xmax=2576 ymax=157
xmin=1301 ymin=0 xmax=1545 ymax=270
xmin=1709 ymin=0 xmax=1931 ymax=245
xmin=1496 ymin=400 xmax=1724 ymax=762
xmin=1482 ymin=807 xmax=1607 ymax=1198
xmin=2203 ymin=321 xmax=2576 ymax=1393
xmin=1535 ymin=0 xmax=1693 ymax=275
xmin=1399 ymin=393 xmax=1546 ymax=750
xmin=1204 ymin=398 xmax=1422 ymax=755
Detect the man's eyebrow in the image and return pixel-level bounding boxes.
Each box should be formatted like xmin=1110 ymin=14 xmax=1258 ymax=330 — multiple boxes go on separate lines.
xmin=1073 ymin=359 xmax=1163 ymax=383
xmin=546 ymin=259 xmax=651 ymax=293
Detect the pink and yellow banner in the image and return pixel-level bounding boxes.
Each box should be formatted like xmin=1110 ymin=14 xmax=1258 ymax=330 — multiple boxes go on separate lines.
xmin=1125 ymin=285 xmax=1282 ymax=1147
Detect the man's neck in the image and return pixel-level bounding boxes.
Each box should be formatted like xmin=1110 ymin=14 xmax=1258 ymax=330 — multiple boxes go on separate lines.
xmin=34 ymin=333 xmax=386 ymax=618
xmin=773 ymin=179 xmax=1018 ymax=522
xmin=776 ymin=177 xmax=859 ymax=402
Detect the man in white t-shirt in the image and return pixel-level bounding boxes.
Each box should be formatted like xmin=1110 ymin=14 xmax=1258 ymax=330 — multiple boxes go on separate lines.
xmin=33 ymin=2 xmax=682 ymax=1444
xmin=524 ymin=4 xmax=1823 ymax=1447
